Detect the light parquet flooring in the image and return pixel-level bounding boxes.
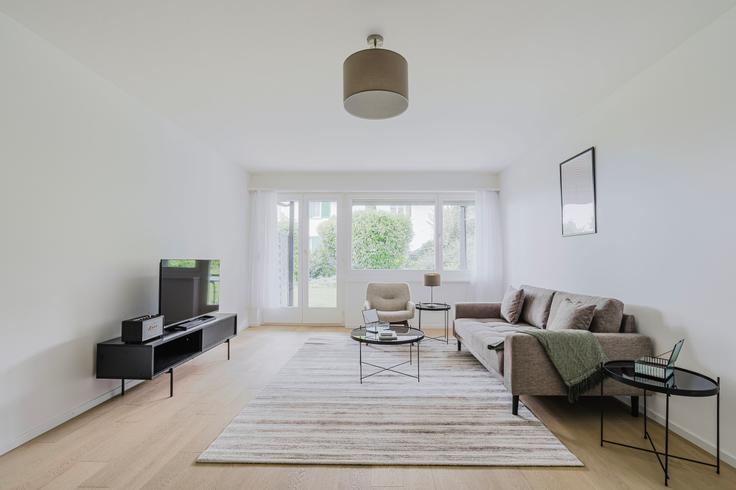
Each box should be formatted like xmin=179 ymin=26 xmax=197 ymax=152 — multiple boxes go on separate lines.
xmin=0 ymin=326 xmax=733 ymax=489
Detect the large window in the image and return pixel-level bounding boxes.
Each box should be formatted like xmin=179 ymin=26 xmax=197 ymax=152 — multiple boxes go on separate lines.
xmin=442 ymin=202 xmax=475 ymax=271
xmin=351 ymin=201 xmax=437 ymax=270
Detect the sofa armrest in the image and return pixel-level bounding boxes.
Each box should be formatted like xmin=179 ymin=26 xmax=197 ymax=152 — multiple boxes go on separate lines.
xmin=593 ymin=333 xmax=654 ymax=360
xmin=503 ymin=332 xmax=654 ymax=395
xmin=455 ymin=302 xmax=501 ymax=319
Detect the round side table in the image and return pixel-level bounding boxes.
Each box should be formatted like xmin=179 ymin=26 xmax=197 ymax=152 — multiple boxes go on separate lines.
xmin=600 ymin=360 xmax=720 ymax=486
xmin=416 ymin=302 xmax=451 ymax=343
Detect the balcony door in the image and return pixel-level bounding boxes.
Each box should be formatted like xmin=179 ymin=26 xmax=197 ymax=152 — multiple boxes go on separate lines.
xmin=272 ymin=194 xmax=342 ymax=324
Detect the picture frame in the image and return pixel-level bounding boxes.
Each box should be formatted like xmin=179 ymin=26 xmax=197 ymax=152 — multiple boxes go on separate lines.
xmin=559 ymin=147 xmax=597 ymax=237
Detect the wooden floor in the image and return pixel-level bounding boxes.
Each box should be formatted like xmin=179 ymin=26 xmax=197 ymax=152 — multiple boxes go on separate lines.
xmin=1 ymin=326 xmax=732 ymax=489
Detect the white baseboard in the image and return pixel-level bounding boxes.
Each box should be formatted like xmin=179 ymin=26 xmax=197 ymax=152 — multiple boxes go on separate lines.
xmin=616 ymin=395 xmax=733 ymax=467
xmin=0 ymin=379 xmax=142 ymax=457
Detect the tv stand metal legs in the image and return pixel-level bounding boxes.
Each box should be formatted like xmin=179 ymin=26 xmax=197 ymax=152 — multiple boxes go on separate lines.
xmin=227 ymin=338 xmax=230 ymax=360
xmin=121 ymin=379 xmax=125 ymax=396
xmin=169 ymin=369 xmax=174 ymax=397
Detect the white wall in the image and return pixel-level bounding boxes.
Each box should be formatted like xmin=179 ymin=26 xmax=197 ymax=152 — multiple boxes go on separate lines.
xmin=500 ymin=8 xmax=736 ymax=464
xmin=0 ymin=13 xmax=249 ymax=455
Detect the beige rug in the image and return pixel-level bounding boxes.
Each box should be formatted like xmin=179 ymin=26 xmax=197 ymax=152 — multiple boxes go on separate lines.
xmin=198 ymin=334 xmax=582 ymax=466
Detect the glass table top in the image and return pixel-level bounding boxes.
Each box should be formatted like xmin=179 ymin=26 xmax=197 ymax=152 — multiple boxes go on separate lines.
xmin=604 ymin=360 xmax=719 ymax=397
xmin=351 ymin=326 xmax=424 ymax=345
xmin=416 ymin=302 xmax=451 ymax=311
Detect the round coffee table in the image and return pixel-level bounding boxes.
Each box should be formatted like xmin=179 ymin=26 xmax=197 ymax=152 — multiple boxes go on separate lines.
xmin=351 ymin=326 xmax=424 ymax=383
xmin=601 ymin=360 xmax=720 ymax=486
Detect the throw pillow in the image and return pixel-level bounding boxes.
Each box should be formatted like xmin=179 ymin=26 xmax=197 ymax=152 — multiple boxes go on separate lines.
xmin=547 ymin=298 xmax=596 ymax=331
xmin=500 ymin=286 xmax=525 ymax=323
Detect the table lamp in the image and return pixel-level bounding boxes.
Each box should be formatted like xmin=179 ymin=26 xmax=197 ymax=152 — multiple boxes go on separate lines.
xmin=424 ymin=273 xmax=441 ymax=305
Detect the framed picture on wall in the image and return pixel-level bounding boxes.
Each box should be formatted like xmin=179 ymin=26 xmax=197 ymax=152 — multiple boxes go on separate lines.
xmin=559 ymin=147 xmax=596 ymax=237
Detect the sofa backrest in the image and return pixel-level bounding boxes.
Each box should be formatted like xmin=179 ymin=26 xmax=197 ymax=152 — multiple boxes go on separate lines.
xmin=519 ymin=285 xmax=555 ymax=328
xmin=520 ymin=284 xmax=634 ymax=333
xmin=549 ymin=291 xmax=624 ymax=333
xmin=620 ymin=314 xmax=637 ymax=333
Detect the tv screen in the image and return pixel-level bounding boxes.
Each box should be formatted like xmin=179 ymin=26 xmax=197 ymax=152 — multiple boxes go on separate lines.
xmin=159 ymin=259 xmax=220 ymax=326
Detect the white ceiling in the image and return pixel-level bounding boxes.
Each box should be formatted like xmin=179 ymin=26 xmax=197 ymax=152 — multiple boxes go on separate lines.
xmin=1 ymin=1 xmax=733 ymax=172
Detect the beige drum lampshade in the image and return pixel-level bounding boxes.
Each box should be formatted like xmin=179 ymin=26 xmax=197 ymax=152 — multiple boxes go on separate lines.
xmin=343 ymin=34 xmax=408 ymax=119
xmin=424 ymin=273 xmax=441 ymax=287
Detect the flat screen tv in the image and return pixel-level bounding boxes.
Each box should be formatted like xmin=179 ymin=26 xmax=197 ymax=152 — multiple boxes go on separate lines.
xmin=159 ymin=259 xmax=220 ymax=326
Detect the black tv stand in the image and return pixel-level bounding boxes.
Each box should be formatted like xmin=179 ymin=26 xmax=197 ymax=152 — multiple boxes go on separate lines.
xmin=96 ymin=313 xmax=236 ymax=397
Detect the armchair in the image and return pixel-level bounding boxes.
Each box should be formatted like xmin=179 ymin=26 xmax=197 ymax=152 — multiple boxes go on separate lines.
xmin=364 ymin=282 xmax=415 ymax=325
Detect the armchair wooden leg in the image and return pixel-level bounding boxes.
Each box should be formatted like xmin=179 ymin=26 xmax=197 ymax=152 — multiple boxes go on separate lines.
xmin=512 ymin=395 xmax=519 ymax=415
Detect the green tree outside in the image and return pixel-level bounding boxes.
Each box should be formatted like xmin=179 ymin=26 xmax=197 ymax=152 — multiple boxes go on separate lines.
xmin=309 ymin=217 xmax=337 ymax=278
xmin=351 ymin=210 xmax=413 ymax=270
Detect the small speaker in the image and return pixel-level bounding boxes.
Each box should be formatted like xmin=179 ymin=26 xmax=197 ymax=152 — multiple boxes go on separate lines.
xmin=122 ymin=314 xmax=164 ymax=343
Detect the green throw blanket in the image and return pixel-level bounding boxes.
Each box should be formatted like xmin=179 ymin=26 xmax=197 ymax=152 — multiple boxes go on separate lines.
xmin=488 ymin=327 xmax=607 ymax=402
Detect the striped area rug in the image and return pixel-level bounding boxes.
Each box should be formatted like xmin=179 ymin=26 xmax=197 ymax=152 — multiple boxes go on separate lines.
xmin=198 ymin=334 xmax=581 ymax=466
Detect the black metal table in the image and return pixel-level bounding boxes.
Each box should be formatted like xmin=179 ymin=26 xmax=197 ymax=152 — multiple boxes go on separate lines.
xmin=601 ymin=360 xmax=720 ymax=486
xmin=351 ymin=326 xmax=424 ymax=383
xmin=416 ymin=302 xmax=451 ymax=343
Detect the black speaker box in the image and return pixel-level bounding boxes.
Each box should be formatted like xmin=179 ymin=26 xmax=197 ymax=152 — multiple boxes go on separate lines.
xmin=122 ymin=314 xmax=164 ymax=343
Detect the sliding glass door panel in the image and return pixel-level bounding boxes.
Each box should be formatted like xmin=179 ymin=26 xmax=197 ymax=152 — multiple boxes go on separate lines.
xmin=307 ymin=200 xmax=338 ymax=308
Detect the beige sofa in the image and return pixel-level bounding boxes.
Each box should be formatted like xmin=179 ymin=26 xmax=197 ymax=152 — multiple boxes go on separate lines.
xmin=454 ymin=285 xmax=653 ymax=415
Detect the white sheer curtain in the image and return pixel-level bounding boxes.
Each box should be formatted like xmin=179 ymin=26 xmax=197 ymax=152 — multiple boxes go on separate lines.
xmin=248 ymin=190 xmax=279 ymax=325
xmin=471 ymin=189 xmax=504 ymax=301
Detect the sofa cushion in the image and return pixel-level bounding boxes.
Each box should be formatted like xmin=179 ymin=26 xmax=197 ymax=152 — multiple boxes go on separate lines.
xmin=547 ymin=298 xmax=596 ymax=330
xmin=454 ymin=319 xmax=535 ymax=374
xmin=500 ymin=286 xmax=525 ymax=323
xmin=519 ymin=285 xmax=555 ymax=328
xmin=453 ymin=320 xmax=506 ymax=373
xmin=550 ymin=291 xmax=623 ymax=333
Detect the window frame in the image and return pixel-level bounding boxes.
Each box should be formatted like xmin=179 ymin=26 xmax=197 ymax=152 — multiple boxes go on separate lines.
xmin=275 ymin=193 xmax=301 ymax=309
xmin=346 ymin=192 xmax=475 ymax=283
xmin=441 ymin=199 xmax=476 ymax=272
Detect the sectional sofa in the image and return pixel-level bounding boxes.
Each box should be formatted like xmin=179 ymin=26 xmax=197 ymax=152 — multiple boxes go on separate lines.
xmin=454 ymin=285 xmax=654 ymax=414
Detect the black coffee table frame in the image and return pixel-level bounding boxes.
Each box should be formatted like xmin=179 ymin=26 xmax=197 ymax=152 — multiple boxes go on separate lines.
xmin=416 ymin=302 xmax=451 ymax=343
xmin=600 ymin=360 xmax=720 ymax=486
xmin=351 ymin=328 xmax=424 ymax=383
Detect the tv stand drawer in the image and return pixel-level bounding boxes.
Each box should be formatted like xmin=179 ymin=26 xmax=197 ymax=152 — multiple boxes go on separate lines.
xmin=202 ymin=315 xmax=236 ymax=351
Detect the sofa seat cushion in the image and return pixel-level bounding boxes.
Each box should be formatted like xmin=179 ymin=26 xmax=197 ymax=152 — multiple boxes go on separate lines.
xmin=550 ymin=291 xmax=623 ymax=333
xmin=519 ymin=285 xmax=555 ymax=328
xmin=454 ymin=319 xmax=535 ymax=374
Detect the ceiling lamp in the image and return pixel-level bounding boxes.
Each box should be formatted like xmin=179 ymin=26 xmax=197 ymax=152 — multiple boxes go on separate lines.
xmin=343 ymin=34 xmax=408 ymax=119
